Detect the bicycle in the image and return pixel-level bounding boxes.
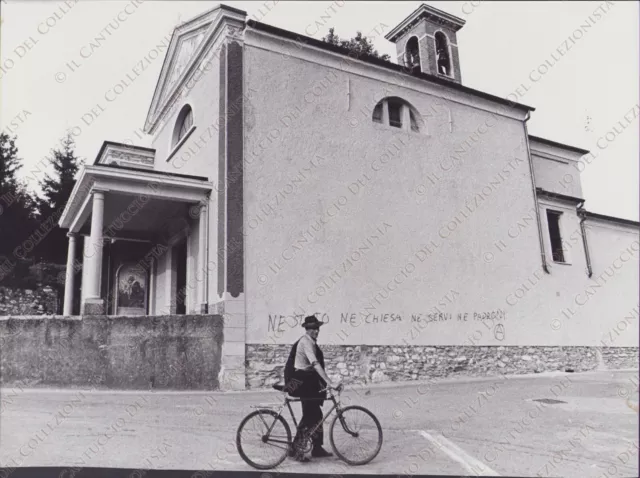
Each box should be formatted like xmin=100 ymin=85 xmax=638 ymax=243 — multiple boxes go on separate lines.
xmin=236 ymin=382 xmax=383 ymax=469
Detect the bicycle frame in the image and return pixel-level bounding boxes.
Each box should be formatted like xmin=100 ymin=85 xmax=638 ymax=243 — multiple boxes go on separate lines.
xmin=255 ymin=388 xmax=358 ymax=448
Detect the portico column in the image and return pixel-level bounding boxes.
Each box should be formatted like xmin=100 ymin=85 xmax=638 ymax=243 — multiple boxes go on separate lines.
xmin=198 ymin=199 xmax=209 ymax=314
xmin=82 ymin=190 xmax=106 ymax=315
xmin=63 ymin=233 xmax=77 ymax=315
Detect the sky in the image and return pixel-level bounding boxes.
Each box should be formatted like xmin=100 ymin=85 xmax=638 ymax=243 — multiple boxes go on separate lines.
xmin=1 ymin=0 xmax=638 ymax=221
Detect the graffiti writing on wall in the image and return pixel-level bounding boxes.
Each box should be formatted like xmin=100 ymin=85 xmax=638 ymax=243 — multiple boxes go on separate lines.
xmin=471 ymin=310 xmax=506 ymax=321
xmin=267 ymin=313 xmax=330 ymax=333
xmin=338 ymin=309 xmax=506 ymax=326
xmin=341 ymin=313 xmax=404 ymax=325
xmin=266 ymin=309 xmax=507 ymax=332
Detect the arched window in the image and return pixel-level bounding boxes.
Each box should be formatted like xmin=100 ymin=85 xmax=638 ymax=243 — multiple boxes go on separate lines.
xmin=405 ymin=36 xmax=421 ymax=73
xmin=173 ymin=104 xmax=194 ymax=147
xmin=434 ymin=32 xmax=451 ymax=77
xmin=372 ymin=97 xmax=423 ymax=133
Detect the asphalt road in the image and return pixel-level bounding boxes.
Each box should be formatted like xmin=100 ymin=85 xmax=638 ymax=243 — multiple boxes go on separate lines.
xmin=1 ymin=369 xmax=638 ymax=477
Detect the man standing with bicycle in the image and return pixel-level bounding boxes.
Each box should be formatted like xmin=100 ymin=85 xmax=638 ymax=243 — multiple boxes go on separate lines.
xmin=285 ymin=315 xmax=341 ymax=462
xmin=237 ymin=315 xmax=382 ymax=469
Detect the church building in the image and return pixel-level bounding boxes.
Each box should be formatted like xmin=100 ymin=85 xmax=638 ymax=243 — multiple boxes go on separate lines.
xmin=58 ymin=3 xmax=639 ymax=389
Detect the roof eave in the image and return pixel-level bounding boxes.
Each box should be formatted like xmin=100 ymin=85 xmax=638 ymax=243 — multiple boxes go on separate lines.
xmin=536 ymin=188 xmax=584 ymax=204
xmin=385 ymin=4 xmax=466 ymax=42
xmin=583 ymin=211 xmax=640 ymax=228
xmin=58 ymin=167 xmax=90 ymax=228
xmin=247 ymin=20 xmax=534 ymax=114
xmin=529 ymin=135 xmax=589 ymax=156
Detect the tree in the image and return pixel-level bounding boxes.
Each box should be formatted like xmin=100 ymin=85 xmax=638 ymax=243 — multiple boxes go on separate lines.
xmin=0 ymin=132 xmax=37 ymax=260
xmin=35 ymin=133 xmax=83 ymax=263
xmin=39 ymin=133 xmax=82 ymax=218
xmin=321 ymin=28 xmax=391 ymax=61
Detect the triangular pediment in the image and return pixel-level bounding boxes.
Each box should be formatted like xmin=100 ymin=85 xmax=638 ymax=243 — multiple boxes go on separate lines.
xmin=144 ymin=4 xmax=247 ymax=134
xmin=161 ymin=26 xmax=209 ymax=104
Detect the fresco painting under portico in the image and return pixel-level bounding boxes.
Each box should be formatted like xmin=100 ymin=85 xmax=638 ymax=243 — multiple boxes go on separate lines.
xmin=39 ymin=3 xmax=638 ymax=389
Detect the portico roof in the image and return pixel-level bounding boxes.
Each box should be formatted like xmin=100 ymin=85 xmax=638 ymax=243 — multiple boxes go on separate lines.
xmin=58 ymin=163 xmax=213 ymax=232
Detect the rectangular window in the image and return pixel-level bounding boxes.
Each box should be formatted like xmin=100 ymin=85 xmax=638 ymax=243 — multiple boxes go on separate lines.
xmin=546 ymin=210 xmax=565 ymax=263
xmin=388 ymin=102 xmax=402 ymax=128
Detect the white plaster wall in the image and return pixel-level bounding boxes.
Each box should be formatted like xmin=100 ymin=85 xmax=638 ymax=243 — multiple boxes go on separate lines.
xmin=582 ymin=220 xmax=639 ymax=346
xmin=205 ymin=197 xmax=218 ymax=309
xmin=242 ymin=41 xmax=639 ymax=348
xmin=151 ymin=48 xmax=221 ymax=176
xmin=243 ymin=43 xmax=545 ymax=346
xmin=154 ymin=248 xmax=171 ymax=314
xmin=502 ymin=199 xmax=636 ymax=347
xmin=150 ymin=224 xmax=201 ymax=315
xmin=186 ymin=217 xmax=200 ymax=313
xmin=532 ymin=154 xmax=583 ymax=198
xmin=147 ymin=40 xmax=222 ymax=305
xmin=80 ymin=237 xmax=90 ymax=305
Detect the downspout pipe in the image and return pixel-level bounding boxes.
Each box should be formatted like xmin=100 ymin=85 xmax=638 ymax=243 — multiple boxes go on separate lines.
xmin=577 ymin=201 xmax=593 ymax=277
xmin=203 ymin=192 xmax=210 ymax=314
xmin=522 ymin=111 xmax=550 ymax=274
xmin=205 ymin=194 xmax=210 ymax=312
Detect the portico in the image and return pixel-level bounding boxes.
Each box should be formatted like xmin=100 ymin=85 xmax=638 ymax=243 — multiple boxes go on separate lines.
xmin=58 ymin=142 xmax=213 ymax=316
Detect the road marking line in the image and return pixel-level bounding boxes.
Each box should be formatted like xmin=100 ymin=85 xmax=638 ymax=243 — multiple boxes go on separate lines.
xmin=418 ymin=430 xmax=500 ymax=477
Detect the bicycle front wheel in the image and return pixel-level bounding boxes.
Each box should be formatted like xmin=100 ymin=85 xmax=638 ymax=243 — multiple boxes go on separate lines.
xmin=236 ymin=409 xmax=291 ymax=470
xmin=329 ymin=405 xmax=383 ymax=465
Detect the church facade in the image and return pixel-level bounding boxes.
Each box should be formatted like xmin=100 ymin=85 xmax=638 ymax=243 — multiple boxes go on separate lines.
xmin=58 ymin=3 xmax=639 ymax=389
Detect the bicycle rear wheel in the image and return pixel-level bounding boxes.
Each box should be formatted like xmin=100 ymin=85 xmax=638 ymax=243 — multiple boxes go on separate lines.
xmin=329 ymin=405 xmax=383 ymax=465
xmin=236 ymin=409 xmax=291 ymax=470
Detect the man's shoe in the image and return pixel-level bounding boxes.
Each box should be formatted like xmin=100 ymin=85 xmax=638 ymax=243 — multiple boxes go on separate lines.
xmin=289 ymin=445 xmax=310 ymax=462
xmin=311 ymin=447 xmax=333 ymax=458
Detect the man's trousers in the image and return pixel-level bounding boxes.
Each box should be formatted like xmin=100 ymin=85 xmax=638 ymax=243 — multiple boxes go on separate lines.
xmin=293 ymin=397 xmax=324 ymax=450
xmin=291 ymin=369 xmax=326 ymax=452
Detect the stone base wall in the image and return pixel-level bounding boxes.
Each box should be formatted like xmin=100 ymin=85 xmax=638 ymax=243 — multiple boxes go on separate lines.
xmin=246 ymin=344 xmax=639 ymax=389
xmin=0 ymin=285 xmax=59 ymax=316
xmin=601 ymin=347 xmax=639 ymax=370
xmin=1 ymin=314 xmax=224 ymax=390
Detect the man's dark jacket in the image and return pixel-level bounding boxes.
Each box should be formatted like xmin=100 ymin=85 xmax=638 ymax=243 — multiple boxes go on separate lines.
xmin=284 ymin=337 xmax=327 ymax=400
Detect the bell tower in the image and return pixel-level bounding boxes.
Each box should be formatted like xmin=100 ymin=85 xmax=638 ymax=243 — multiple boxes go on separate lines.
xmin=385 ymin=3 xmax=465 ymax=83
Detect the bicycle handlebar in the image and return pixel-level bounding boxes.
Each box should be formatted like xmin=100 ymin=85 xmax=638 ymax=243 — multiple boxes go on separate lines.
xmin=320 ymin=383 xmax=344 ymax=393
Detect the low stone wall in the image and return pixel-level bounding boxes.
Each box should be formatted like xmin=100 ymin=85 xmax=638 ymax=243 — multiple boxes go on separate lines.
xmin=601 ymin=347 xmax=639 ymax=370
xmin=0 ymin=285 xmax=59 ymax=316
xmin=246 ymin=344 xmax=640 ymax=389
xmin=0 ymin=314 xmax=223 ymax=390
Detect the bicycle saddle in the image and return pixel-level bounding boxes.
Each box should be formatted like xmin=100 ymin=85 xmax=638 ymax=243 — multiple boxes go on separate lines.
xmin=272 ymin=383 xmax=286 ymax=392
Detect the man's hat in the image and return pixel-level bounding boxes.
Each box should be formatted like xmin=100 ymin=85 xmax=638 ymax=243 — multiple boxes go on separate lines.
xmin=302 ymin=315 xmax=324 ymax=329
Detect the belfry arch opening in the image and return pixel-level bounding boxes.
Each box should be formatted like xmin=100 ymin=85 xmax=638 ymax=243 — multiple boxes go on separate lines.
xmin=405 ymin=36 xmax=421 ymax=73
xmin=434 ymin=31 xmax=452 ymax=77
